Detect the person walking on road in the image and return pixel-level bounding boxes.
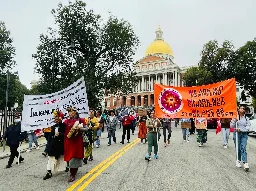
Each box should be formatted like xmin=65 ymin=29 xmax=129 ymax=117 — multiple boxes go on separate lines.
xmin=120 ymin=112 xmax=132 ymax=144
xmin=220 ymin=118 xmax=232 ymax=148
xmin=145 ymin=111 xmax=161 ymax=161
xmin=196 ymin=118 xmax=208 ymax=147
xmin=26 ymin=130 xmax=40 ymax=152
xmin=64 ymin=107 xmax=86 ymax=182
xmin=42 ymin=127 xmax=52 ymax=157
xmin=95 ymin=110 xmax=104 ymax=147
xmin=106 ymin=110 xmax=118 ymax=146
xmin=231 ymin=105 xmax=251 ymax=171
xmin=2 ymin=113 xmax=27 ymax=168
xmin=161 ymin=118 xmax=172 ymax=147
xmin=43 ymin=110 xmax=66 ymax=180
xmin=138 ymin=115 xmax=148 ymax=144
xmin=181 ymin=118 xmax=190 ymax=142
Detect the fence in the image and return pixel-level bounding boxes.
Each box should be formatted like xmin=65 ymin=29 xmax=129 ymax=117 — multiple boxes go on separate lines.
xmin=0 ymin=110 xmax=21 ymax=136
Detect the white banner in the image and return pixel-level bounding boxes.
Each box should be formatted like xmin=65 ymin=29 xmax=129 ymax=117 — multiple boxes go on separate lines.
xmin=21 ymin=77 xmax=89 ymax=131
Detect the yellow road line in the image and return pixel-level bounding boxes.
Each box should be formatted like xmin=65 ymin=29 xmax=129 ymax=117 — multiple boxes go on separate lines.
xmin=66 ymin=138 xmax=139 ymax=191
xmin=77 ymin=139 xmax=140 ymax=191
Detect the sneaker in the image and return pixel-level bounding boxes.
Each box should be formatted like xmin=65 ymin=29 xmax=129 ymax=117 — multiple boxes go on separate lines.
xmin=223 ymin=145 xmax=228 ymax=149
xmin=183 ymin=140 xmax=186 ymax=142
xmin=43 ymin=172 xmax=52 ymax=180
xmin=96 ymin=145 xmax=99 ymax=148
xmin=6 ymin=164 xmax=12 ymax=168
xmin=141 ymin=142 xmax=144 ymax=145
xmin=36 ymin=146 xmax=40 ymax=150
xmin=187 ymin=140 xmax=190 ymax=143
xmin=26 ymin=149 xmax=31 ymax=153
xmin=107 ymin=143 xmax=111 ymax=146
xmin=236 ymin=160 xmax=242 ymax=168
xmin=154 ymin=154 xmax=159 ymax=159
xmin=198 ymin=143 xmax=202 ymax=147
xmin=168 ymin=140 xmax=170 ymax=144
xmin=164 ymin=143 xmax=167 ymax=147
xmin=42 ymin=152 xmax=47 ymax=157
xmin=145 ymin=154 xmax=151 ymax=161
xmin=244 ymin=163 xmax=249 ymax=171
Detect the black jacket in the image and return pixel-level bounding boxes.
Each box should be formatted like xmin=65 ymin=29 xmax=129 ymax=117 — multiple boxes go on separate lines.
xmin=47 ymin=122 xmax=65 ymax=159
xmin=3 ymin=122 xmax=27 ymax=147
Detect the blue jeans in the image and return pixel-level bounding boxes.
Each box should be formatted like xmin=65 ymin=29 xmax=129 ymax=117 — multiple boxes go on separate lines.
xmin=221 ymin=128 xmax=230 ymax=146
xmin=233 ymin=132 xmax=248 ymax=162
xmin=95 ymin=129 xmax=102 ymax=146
xmin=108 ymin=129 xmax=116 ymax=144
xmin=28 ymin=133 xmax=39 ymax=149
xmin=182 ymin=128 xmax=189 ymax=141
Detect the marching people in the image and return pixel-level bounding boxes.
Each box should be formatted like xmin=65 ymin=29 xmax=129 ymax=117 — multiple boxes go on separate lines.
xmin=42 ymin=126 xmax=52 ymax=157
xmin=161 ymin=118 xmax=172 ymax=147
xmin=106 ymin=110 xmax=118 ymax=146
xmin=220 ymin=118 xmax=232 ymax=148
xmin=95 ymin=110 xmax=104 ymax=147
xmin=196 ymin=118 xmax=208 ymax=147
xmin=138 ymin=114 xmax=148 ymax=144
xmin=2 ymin=113 xmax=26 ymax=168
xmin=26 ymin=129 xmax=40 ymax=152
xmin=231 ymin=105 xmax=251 ymax=171
xmin=83 ymin=110 xmax=99 ymax=163
xmin=145 ymin=111 xmax=161 ymax=160
xmin=43 ymin=110 xmax=66 ymax=180
xmin=120 ymin=111 xmax=132 ymax=144
xmin=64 ymin=107 xmax=86 ymax=182
xmin=181 ymin=118 xmax=190 ymax=142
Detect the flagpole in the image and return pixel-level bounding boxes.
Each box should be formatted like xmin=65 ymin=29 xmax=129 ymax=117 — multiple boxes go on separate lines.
xmin=235 ymin=121 xmax=239 ymax=162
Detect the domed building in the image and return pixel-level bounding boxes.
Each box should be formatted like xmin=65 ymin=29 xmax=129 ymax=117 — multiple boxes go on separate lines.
xmin=104 ymin=27 xmax=187 ymax=109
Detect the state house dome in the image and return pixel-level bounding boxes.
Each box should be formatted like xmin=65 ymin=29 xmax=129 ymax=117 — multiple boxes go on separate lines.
xmin=145 ymin=26 xmax=174 ymax=56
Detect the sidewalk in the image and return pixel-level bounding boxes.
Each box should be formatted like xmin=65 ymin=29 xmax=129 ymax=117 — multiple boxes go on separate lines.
xmin=0 ymin=137 xmax=47 ymax=159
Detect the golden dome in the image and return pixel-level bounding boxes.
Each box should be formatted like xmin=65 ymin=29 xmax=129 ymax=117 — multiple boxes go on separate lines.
xmin=145 ymin=26 xmax=174 ymax=56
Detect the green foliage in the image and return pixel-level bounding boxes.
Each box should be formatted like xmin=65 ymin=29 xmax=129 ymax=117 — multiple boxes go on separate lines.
xmin=252 ymin=97 xmax=256 ymax=110
xmin=182 ymin=66 xmax=213 ymax=87
xmin=231 ymin=40 xmax=256 ymax=98
xmin=0 ymin=21 xmax=16 ymax=72
xmin=33 ymin=0 xmax=140 ymax=108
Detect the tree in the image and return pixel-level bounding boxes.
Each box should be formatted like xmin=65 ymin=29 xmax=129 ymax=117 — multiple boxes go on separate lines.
xmin=33 ymin=1 xmax=139 ymax=108
xmin=0 ymin=21 xmax=16 ymax=73
xmin=231 ymin=39 xmax=256 ymax=99
xmin=182 ymin=66 xmax=213 ymax=87
xmin=199 ymin=40 xmax=235 ymax=83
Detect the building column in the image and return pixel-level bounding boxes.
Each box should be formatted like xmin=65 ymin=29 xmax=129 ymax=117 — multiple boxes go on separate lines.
xmin=135 ymin=95 xmax=138 ymax=106
xmin=177 ymin=72 xmax=180 ymax=86
xmin=152 ymin=75 xmax=154 ymax=90
xmin=172 ymin=71 xmax=174 ymax=86
xmin=141 ymin=96 xmax=144 ymax=107
xmin=126 ymin=96 xmax=131 ymax=107
xmin=164 ymin=73 xmax=167 ymax=85
xmin=142 ymin=76 xmax=144 ymax=92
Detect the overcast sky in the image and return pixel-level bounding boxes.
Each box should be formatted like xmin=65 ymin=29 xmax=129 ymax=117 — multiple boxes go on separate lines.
xmin=1 ymin=0 xmax=256 ymax=88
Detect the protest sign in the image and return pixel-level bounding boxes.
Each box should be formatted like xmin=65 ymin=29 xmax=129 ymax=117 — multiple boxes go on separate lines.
xmin=154 ymin=78 xmax=237 ymax=119
xmin=21 ymin=77 xmax=89 ymax=131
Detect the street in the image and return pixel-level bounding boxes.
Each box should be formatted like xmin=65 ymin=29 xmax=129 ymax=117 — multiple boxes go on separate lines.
xmin=1 ymin=126 xmax=256 ymax=191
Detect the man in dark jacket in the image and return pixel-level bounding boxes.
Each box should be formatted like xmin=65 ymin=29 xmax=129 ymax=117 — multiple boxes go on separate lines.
xmin=2 ymin=114 xmax=27 ymax=168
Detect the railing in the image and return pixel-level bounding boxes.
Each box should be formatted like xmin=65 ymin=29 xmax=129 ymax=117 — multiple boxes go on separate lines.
xmin=0 ymin=110 xmax=21 ymax=136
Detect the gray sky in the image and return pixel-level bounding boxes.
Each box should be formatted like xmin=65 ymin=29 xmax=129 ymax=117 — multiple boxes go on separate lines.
xmin=1 ymin=0 xmax=256 ymax=88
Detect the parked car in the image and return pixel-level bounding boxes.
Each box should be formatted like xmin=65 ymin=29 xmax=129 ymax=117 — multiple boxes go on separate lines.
xmin=248 ymin=117 xmax=256 ymax=136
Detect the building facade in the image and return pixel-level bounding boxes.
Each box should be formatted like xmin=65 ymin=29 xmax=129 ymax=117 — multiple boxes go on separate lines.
xmin=104 ymin=27 xmax=188 ymax=110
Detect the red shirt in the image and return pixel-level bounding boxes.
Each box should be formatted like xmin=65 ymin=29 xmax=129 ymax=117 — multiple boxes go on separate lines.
xmin=122 ymin=116 xmax=132 ymax=126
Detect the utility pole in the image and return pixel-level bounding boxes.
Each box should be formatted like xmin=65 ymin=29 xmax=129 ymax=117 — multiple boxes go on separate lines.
xmin=4 ymin=71 xmax=10 ymax=131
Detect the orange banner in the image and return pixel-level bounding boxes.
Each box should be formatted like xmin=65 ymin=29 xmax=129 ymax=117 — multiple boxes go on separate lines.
xmin=154 ymin=78 xmax=237 ymax=119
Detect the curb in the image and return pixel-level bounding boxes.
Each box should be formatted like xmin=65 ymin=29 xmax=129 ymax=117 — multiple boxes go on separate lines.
xmin=0 ymin=143 xmax=46 ymax=160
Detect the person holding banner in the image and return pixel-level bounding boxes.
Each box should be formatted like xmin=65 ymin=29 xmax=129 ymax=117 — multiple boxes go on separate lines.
xmin=181 ymin=118 xmax=191 ymax=142
xmin=43 ymin=110 xmax=65 ymax=180
xmin=220 ymin=118 xmax=232 ymax=148
xmin=2 ymin=113 xmax=26 ymax=168
xmin=64 ymin=107 xmax=86 ymax=182
xmin=195 ymin=118 xmax=208 ymax=147
xmin=145 ymin=111 xmax=161 ymax=161
xmin=231 ymin=105 xmax=251 ymax=171
xmin=161 ymin=118 xmax=172 ymax=147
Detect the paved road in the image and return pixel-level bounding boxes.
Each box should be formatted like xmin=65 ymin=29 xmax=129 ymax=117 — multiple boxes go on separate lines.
xmin=1 ymin=126 xmax=256 ymax=191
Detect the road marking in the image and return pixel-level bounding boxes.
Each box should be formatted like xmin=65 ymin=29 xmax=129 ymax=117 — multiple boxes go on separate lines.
xmin=66 ymin=138 xmax=139 ymax=191
xmin=77 ymin=139 xmax=140 ymax=191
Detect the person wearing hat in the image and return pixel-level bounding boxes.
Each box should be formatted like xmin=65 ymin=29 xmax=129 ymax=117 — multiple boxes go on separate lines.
xmin=2 ymin=113 xmax=27 ymax=168
xmin=43 ymin=110 xmax=66 ymax=180
xmin=63 ymin=107 xmax=86 ymax=182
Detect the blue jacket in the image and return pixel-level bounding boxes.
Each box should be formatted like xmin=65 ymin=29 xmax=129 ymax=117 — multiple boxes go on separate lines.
xmin=3 ymin=122 xmax=27 ymax=146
